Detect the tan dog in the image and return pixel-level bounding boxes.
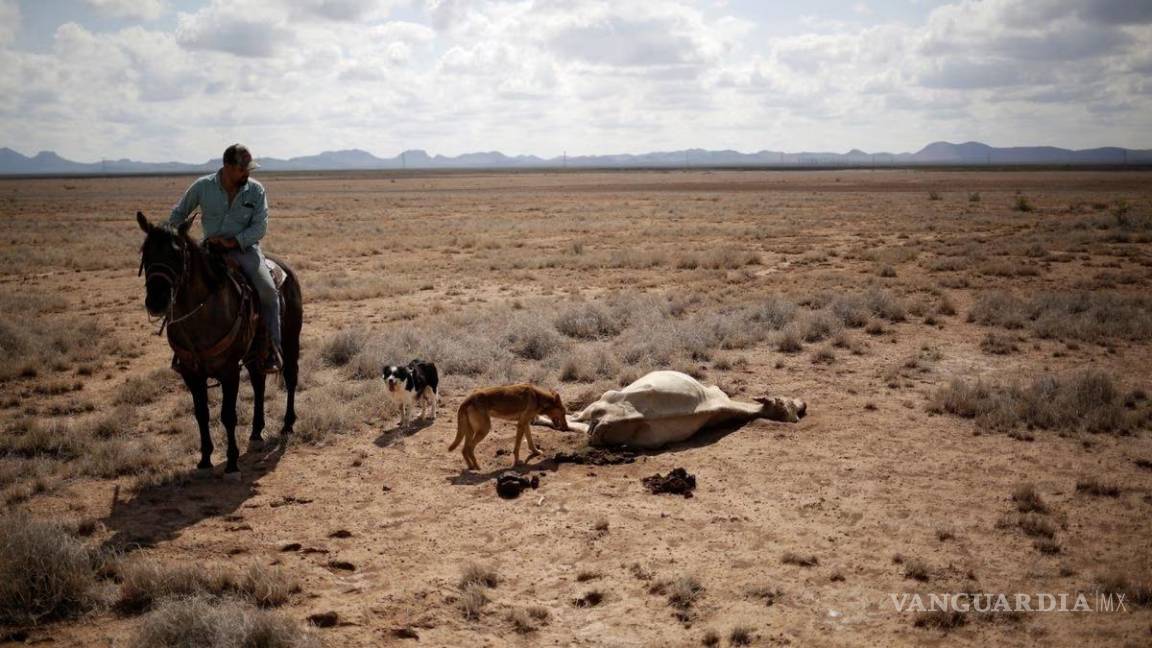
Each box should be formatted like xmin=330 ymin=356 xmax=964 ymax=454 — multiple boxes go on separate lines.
xmin=449 ymin=384 xmax=569 ymax=470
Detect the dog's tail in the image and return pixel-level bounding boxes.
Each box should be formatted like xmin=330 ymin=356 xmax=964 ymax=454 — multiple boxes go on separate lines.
xmin=449 ymin=402 xmax=469 ymax=451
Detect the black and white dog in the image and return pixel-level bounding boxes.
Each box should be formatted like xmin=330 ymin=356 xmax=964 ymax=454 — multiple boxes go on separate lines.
xmin=382 ymin=360 xmax=439 ymax=428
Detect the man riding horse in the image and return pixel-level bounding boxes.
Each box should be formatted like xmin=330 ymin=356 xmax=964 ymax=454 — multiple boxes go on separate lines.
xmin=167 ymin=143 xmax=282 ymax=373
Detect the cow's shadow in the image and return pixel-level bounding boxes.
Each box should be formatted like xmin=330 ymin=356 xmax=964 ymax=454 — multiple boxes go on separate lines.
xmin=101 ymin=435 xmax=288 ymax=552
xmin=373 ymin=418 xmax=435 ymax=448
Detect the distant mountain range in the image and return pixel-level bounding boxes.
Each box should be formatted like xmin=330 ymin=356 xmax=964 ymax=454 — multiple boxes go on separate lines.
xmin=1 ymin=141 xmax=1150 ymax=175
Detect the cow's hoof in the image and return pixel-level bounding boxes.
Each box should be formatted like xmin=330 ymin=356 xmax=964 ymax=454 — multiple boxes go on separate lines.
xmin=224 ymin=471 xmax=242 ymax=482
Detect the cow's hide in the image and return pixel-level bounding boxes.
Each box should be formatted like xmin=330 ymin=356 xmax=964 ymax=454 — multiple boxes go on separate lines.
xmin=539 ymin=370 xmax=806 ymax=449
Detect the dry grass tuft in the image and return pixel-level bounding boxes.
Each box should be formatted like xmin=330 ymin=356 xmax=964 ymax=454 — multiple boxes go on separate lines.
xmin=458 ymin=583 xmax=489 ymax=620
xmin=903 ymin=558 xmax=931 ymax=581
xmin=459 ymin=563 xmax=499 ymax=589
xmin=781 ymin=552 xmax=818 ymax=567
xmin=1076 ymin=478 xmax=1121 ymax=497
xmin=928 ymin=370 xmax=1134 ymax=434
xmin=1012 ymin=484 xmax=1048 ymax=514
xmin=729 ymin=625 xmax=756 ymax=645
xmin=320 ymin=329 xmax=369 ymax=367
xmin=0 ymin=514 xmax=98 ymax=625
xmin=666 ymin=576 xmax=703 ymax=610
xmin=1097 ymin=573 xmax=1152 ymax=608
xmin=969 ymin=291 xmax=1152 ymax=343
xmin=117 ymin=559 xmax=297 ymax=613
xmin=914 ymin=609 xmax=967 ymax=631
xmin=131 ymin=596 xmax=317 ymax=648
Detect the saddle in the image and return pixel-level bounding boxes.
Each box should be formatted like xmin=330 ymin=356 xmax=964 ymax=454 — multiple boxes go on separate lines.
xmin=170 ymin=257 xmax=283 ymax=375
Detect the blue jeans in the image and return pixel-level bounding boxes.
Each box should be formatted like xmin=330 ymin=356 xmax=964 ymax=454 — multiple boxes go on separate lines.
xmin=227 ymin=244 xmax=281 ymax=351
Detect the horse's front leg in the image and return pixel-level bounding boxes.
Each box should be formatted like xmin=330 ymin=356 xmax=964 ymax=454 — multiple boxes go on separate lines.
xmin=181 ymin=373 xmax=213 ymax=471
xmin=247 ymin=362 xmax=266 ymax=448
xmin=219 ymin=368 xmax=242 ymax=477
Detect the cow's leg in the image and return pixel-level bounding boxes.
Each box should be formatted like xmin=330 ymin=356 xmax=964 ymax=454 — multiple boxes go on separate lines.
xmin=183 ymin=373 xmax=213 ymax=471
xmin=220 ymin=368 xmax=242 ymax=476
xmin=247 ymin=362 xmax=266 ymax=447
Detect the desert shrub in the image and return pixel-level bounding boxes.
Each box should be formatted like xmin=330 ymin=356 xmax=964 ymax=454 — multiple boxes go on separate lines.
xmin=774 ymin=326 xmax=803 ymax=353
xmin=554 ymin=303 xmax=624 ymax=339
xmin=0 ymin=418 xmax=91 ymax=460
xmin=559 ymin=345 xmax=620 ymax=383
xmin=969 ymin=192 xmax=981 ymax=203
xmin=968 ymin=292 xmax=1029 ymax=330
xmin=292 ymin=384 xmax=365 ymax=443
xmin=864 ymin=289 xmax=906 ymax=322
xmin=800 ymin=309 xmax=842 ymax=342
xmin=0 ymin=514 xmax=97 ymax=625
xmin=980 ymin=333 xmax=1018 ymax=355
xmin=131 ymin=596 xmax=316 ymax=648
xmin=114 ymin=371 xmax=171 ymax=406
xmin=830 ymin=295 xmax=869 ymax=327
xmin=504 ymin=314 xmax=567 ymax=360
xmin=747 ymin=296 xmax=797 ymax=330
xmin=0 ymin=301 xmax=104 ymax=382
xmin=928 ymin=370 xmax=1133 ymax=434
xmin=79 ymin=437 xmax=169 ymax=479
xmin=1014 ymin=196 xmax=1035 ymax=212
xmin=320 ymin=328 xmax=368 ymax=367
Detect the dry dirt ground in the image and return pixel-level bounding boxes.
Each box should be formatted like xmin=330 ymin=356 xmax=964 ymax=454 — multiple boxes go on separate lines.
xmin=2 ymin=169 xmax=1151 ymax=647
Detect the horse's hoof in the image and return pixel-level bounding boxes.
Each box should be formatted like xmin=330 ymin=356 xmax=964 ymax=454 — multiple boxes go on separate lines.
xmin=224 ymin=471 xmax=242 ymax=482
xmin=195 ymin=466 xmax=213 ymax=478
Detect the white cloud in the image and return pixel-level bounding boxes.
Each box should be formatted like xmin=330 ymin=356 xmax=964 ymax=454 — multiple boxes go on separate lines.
xmin=0 ymin=0 xmax=19 ymax=45
xmin=175 ymin=2 xmax=295 ymax=57
xmin=84 ymin=0 xmax=168 ymax=21
xmin=0 ymin=0 xmax=1149 ymax=161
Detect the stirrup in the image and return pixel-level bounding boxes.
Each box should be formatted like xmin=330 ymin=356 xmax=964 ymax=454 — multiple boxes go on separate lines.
xmin=264 ymin=348 xmax=283 ymax=375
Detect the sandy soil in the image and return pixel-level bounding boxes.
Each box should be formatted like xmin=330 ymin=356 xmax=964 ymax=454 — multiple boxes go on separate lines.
xmin=1 ymin=169 xmax=1151 ymax=646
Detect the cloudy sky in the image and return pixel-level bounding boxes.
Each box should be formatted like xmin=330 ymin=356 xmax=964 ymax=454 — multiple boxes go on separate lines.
xmin=1 ymin=0 xmax=1150 ymax=162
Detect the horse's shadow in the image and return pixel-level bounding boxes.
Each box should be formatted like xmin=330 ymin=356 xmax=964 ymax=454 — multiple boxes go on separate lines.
xmin=101 ymin=436 xmax=288 ymax=552
xmin=373 ymin=418 xmax=435 ymax=448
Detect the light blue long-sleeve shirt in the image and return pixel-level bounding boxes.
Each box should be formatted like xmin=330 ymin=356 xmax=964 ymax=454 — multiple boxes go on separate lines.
xmin=167 ymin=170 xmax=269 ymax=249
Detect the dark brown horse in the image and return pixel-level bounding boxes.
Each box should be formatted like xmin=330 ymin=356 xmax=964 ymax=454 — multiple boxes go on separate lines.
xmin=136 ymin=211 xmax=302 ymax=477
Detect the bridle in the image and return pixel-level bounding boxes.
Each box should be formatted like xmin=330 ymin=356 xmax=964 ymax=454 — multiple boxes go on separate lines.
xmin=139 ymin=234 xmax=209 ymax=336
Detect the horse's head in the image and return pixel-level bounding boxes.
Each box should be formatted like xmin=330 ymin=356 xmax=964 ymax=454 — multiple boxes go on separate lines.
xmin=136 ymin=211 xmax=195 ymax=315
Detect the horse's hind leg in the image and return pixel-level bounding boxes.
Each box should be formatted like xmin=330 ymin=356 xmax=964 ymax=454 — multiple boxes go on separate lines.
xmin=246 ymin=362 xmax=266 ymax=448
xmin=219 ymin=368 xmax=242 ymax=477
xmin=281 ymin=334 xmax=299 ymax=434
xmin=182 ymin=373 xmax=213 ymax=471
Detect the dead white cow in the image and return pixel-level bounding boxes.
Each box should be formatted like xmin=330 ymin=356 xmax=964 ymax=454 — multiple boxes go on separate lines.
xmin=540 ymin=370 xmax=806 ymax=449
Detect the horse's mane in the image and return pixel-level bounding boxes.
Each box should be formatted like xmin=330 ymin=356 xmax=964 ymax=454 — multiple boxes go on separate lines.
xmin=153 ymin=224 xmax=228 ymax=291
